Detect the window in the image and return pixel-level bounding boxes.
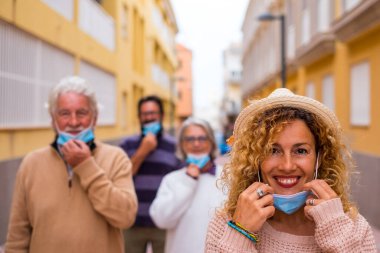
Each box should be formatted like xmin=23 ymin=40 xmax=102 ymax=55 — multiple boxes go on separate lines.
xmin=322 ymin=75 xmax=335 ymax=112
xmin=342 ymin=0 xmax=360 ymax=12
xmin=318 ymin=0 xmax=330 ymax=32
xmin=301 ymin=4 xmax=311 ymax=45
xmin=287 ymin=2 xmax=296 ymax=58
xmin=177 ymin=60 xmax=182 ymax=70
xmin=350 ymin=61 xmax=370 ymax=126
xmin=121 ymin=4 xmax=128 ymax=39
xmin=42 ymin=0 xmax=74 ymax=21
xmin=0 ymin=20 xmax=74 ymax=128
xmin=178 ymin=90 xmax=182 ymax=100
xmin=79 ymin=61 xmax=116 ymax=125
xmin=306 ymin=82 xmax=315 ymax=99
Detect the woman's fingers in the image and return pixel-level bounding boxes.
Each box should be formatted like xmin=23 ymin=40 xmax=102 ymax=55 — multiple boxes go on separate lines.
xmin=304 ymin=181 xmax=339 ymax=221
xmin=241 ymin=182 xmax=274 ymax=203
xmin=305 ymin=196 xmax=323 ymax=207
xmin=303 ymin=179 xmax=337 ymax=200
xmin=263 ymin=205 xmax=276 ymax=219
xmin=233 ymin=182 xmax=275 ymax=232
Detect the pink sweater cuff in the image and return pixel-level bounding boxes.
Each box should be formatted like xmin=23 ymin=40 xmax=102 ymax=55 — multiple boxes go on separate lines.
xmin=307 ymin=198 xmax=344 ymax=225
xmin=219 ymin=223 xmax=257 ymax=252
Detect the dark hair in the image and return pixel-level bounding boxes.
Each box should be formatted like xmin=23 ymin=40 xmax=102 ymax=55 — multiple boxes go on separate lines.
xmin=138 ymin=95 xmax=164 ymax=115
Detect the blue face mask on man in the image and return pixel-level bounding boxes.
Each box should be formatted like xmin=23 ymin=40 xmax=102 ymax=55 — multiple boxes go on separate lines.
xmin=142 ymin=121 xmax=161 ymax=136
xmin=57 ymin=127 xmax=95 ymax=145
xmin=186 ymin=153 xmax=210 ymax=169
xmin=264 ymin=153 xmax=319 ymax=215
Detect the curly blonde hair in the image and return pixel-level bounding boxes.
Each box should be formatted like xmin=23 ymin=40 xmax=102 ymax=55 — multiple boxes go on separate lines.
xmin=220 ymin=107 xmax=357 ymax=218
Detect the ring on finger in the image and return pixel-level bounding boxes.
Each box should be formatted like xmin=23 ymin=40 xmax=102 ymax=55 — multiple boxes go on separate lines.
xmin=308 ymin=198 xmax=315 ymax=206
xmin=256 ymin=187 xmax=265 ymax=198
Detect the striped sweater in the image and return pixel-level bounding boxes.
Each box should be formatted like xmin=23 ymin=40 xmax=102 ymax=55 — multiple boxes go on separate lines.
xmin=120 ymin=134 xmax=181 ymax=227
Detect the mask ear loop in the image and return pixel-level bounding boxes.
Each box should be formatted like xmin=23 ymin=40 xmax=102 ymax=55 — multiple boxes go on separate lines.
xmin=257 ymin=168 xmax=261 ymax=182
xmin=314 ymin=152 xmax=320 ymax=180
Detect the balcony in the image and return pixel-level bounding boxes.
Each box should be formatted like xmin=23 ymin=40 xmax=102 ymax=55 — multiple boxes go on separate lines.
xmin=79 ymin=0 xmax=115 ymax=50
xmin=151 ymin=64 xmax=170 ymax=90
xmin=295 ymin=32 xmax=335 ymax=66
xmin=332 ymin=0 xmax=380 ymax=42
xmin=42 ymin=0 xmax=74 ymax=21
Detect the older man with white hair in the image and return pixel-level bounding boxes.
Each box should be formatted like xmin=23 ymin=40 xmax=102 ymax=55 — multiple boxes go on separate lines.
xmin=5 ymin=76 xmax=137 ymax=253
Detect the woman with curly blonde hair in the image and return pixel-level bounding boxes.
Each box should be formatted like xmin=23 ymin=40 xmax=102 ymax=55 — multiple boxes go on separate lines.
xmin=205 ymin=88 xmax=376 ymax=252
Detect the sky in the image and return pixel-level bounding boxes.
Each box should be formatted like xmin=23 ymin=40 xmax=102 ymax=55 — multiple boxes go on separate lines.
xmin=171 ymin=0 xmax=249 ymax=117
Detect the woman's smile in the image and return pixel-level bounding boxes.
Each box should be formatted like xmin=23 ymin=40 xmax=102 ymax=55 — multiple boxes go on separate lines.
xmin=274 ymin=176 xmax=300 ymax=188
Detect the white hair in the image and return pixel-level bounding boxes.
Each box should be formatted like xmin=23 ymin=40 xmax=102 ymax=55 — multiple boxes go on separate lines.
xmin=48 ymin=76 xmax=98 ymax=116
xmin=176 ymin=117 xmax=219 ymax=160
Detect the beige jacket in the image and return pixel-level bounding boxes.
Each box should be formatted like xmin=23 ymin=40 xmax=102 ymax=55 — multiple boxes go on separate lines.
xmin=5 ymin=142 xmax=137 ymax=253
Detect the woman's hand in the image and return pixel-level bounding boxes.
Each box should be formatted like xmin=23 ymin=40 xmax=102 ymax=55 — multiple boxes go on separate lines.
xmin=303 ymin=179 xmax=338 ymax=220
xmin=232 ymin=182 xmax=275 ymax=232
xmin=186 ymin=164 xmax=201 ymax=179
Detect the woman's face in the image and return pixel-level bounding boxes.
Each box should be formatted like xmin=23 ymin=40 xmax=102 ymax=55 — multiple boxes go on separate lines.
xmin=182 ymin=125 xmax=212 ymax=155
xmin=260 ymin=119 xmax=317 ymax=195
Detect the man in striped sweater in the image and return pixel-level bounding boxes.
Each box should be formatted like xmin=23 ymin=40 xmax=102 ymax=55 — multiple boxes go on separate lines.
xmin=120 ymin=95 xmax=181 ymax=253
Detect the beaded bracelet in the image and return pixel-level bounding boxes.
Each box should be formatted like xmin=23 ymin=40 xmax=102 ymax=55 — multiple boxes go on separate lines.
xmin=227 ymin=220 xmax=259 ymax=243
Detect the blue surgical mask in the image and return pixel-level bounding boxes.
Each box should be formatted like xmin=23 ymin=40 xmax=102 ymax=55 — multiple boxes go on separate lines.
xmin=142 ymin=121 xmax=161 ymax=135
xmin=57 ymin=127 xmax=95 ymax=145
xmin=186 ymin=153 xmax=210 ymax=169
xmin=271 ymin=152 xmax=319 ymax=215
xmin=273 ymin=191 xmax=310 ymax=215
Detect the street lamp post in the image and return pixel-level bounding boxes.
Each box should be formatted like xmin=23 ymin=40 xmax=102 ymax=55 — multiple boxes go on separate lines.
xmin=258 ymin=13 xmax=286 ymax=88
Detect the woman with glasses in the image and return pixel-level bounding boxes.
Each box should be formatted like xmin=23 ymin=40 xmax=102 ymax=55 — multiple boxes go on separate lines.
xmin=149 ymin=117 xmax=225 ymax=253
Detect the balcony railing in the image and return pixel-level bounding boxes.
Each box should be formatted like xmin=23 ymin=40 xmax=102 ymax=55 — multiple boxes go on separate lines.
xmin=79 ymin=0 xmax=115 ymax=51
xmin=42 ymin=0 xmax=74 ymax=21
xmin=151 ymin=64 xmax=170 ymax=89
xmin=151 ymin=6 xmax=175 ymax=53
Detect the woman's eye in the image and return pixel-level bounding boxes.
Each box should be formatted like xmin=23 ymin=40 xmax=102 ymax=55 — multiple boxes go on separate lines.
xmin=272 ymin=148 xmax=281 ymax=154
xmin=295 ymin=148 xmax=308 ymax=155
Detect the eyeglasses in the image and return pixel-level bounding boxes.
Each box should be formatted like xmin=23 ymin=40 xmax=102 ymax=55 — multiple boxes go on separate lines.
xmin=140 ymin=111 xmax=161 ymax=117
xmin=183 ymin=136 xmax=209 ymax=144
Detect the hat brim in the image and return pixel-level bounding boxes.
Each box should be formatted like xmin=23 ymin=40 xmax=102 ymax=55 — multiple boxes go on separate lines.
xmin=234 ymin=92 xmax=341 ymax=138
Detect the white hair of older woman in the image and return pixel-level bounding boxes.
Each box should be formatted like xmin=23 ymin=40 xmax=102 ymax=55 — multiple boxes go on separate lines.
xmin=176 ymin=117 xmax=219 ymax=160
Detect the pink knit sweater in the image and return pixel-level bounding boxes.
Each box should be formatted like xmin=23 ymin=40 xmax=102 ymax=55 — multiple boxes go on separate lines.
xmin=205 ymin=198 xmax=377 ymax=252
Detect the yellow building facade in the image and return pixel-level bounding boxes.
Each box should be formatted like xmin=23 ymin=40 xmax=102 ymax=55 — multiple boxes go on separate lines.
xmin=0 ymin=0 xmax=178 ymax=243
xmin=242 ymin=0 xmax=380 ymax=230
xmin=0 ymin=0 xmax=178 ymax=159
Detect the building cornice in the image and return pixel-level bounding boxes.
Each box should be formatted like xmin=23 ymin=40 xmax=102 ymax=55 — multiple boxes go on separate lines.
xmin=332 ymin=0 xmax=380 ymax=42
xmin=295 ymin=32 xmax=335 ymax=66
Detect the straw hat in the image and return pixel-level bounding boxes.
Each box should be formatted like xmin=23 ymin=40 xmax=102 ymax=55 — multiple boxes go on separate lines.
xmin=233 ymin=88 xmax=341 ymax=139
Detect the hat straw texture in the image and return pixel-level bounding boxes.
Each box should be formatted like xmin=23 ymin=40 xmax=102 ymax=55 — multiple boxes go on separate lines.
xmin=234 ymin=88 xmax=341 ymax=138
